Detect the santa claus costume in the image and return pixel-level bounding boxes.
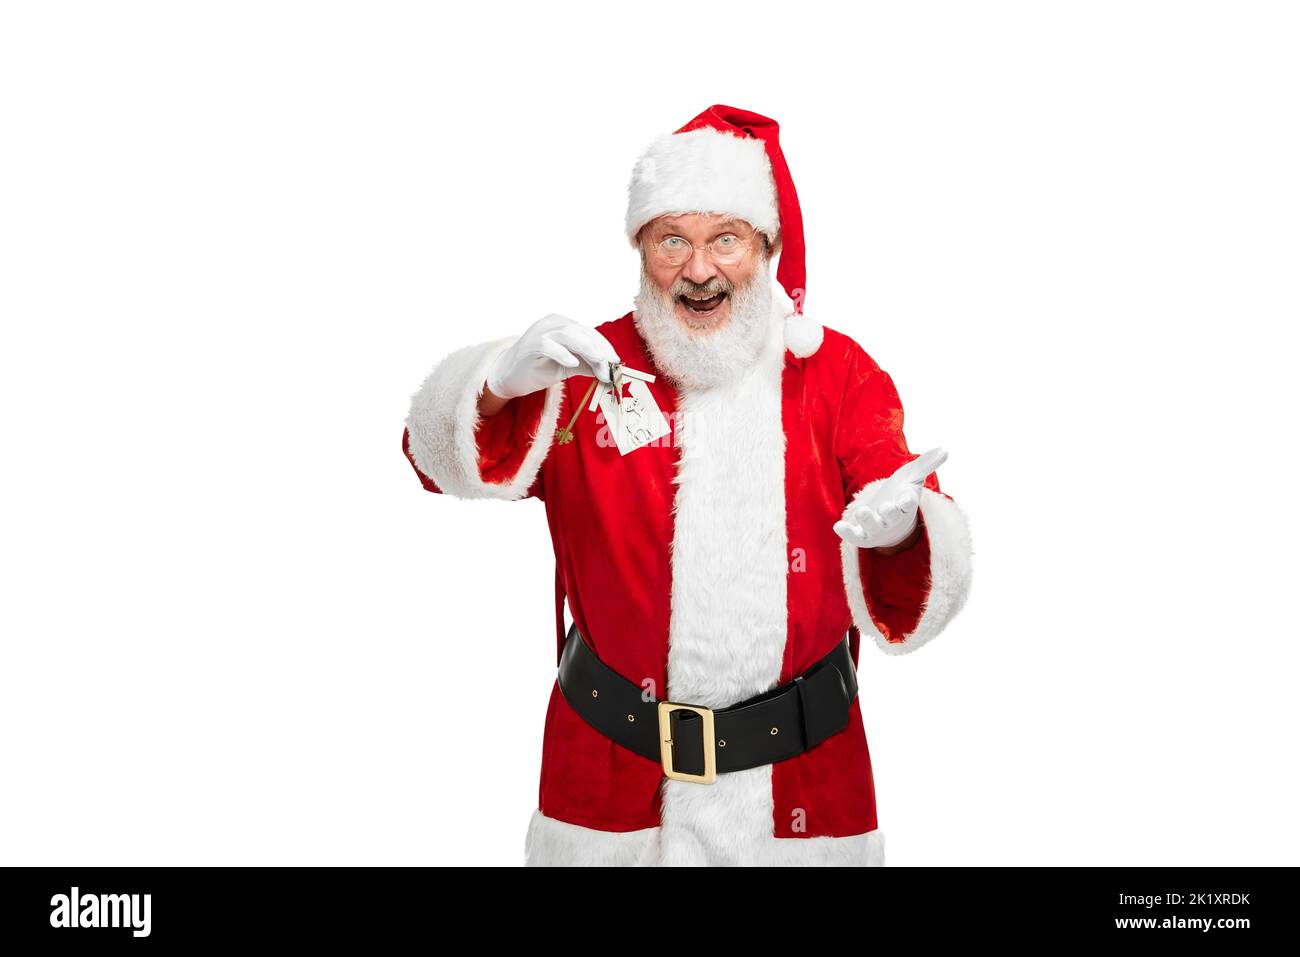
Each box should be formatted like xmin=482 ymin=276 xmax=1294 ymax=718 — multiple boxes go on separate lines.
xmin=402 ymin=106 xmax=973 ymax=866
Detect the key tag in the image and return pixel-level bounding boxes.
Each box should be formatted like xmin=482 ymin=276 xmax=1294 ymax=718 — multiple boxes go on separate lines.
xmin=588 ymin=362 xmax=671 ymax=456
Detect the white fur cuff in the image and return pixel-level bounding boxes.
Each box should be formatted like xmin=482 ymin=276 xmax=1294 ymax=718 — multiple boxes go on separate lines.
xmin=404 ymin=337 xmax=564 ymax=500
xmin=840 ymin=482 xmax=974 ymax=655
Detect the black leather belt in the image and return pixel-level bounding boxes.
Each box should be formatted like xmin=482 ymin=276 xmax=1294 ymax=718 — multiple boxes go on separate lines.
xmin=557 ymin=622 xmax=859 ymax=784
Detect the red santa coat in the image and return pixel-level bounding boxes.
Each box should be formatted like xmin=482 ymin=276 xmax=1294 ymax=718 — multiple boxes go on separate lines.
xmin=402 ymin=301 xmax=973 ymax=866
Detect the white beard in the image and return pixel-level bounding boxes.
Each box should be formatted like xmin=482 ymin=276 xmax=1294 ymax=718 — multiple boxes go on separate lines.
xmin=632 ymin=261 xmax=779 ymax=392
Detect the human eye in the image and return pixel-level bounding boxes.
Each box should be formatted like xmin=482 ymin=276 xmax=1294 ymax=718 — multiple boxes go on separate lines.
xmin=660 ymin=236 xmax=687 ymax=250
xmin=714 ymin=233 xmax=739 ymax=248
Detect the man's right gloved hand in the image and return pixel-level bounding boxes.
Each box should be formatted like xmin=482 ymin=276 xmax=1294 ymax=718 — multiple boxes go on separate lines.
xmin=485 ymin=314 xmax=622 ymax=400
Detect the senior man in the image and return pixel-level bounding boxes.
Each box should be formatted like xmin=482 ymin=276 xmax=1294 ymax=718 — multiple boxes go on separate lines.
xmin=402 ymin=105 xmax=973 ymax=867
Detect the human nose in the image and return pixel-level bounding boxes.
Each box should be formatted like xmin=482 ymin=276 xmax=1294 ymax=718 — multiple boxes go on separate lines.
xmin=680 ymin=244 xmax=719 ymax=284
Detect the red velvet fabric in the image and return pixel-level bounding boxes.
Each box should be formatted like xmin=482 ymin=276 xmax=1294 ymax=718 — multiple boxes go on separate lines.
xmin=403 ymin=314 xmax=939 ymax=838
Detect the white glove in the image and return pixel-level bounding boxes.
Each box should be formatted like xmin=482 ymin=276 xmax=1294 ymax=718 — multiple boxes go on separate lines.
xmin=485 ymin=314 xmax=621 ymax=400
xmin=833 ymin=448 xmax=948 ymax=549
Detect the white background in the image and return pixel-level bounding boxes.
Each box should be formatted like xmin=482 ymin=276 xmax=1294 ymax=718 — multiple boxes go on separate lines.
xmin=2 ymin=1 xmax=1297 ymax=866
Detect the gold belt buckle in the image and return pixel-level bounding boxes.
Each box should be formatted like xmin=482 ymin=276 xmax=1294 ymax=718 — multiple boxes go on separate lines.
xmin=657 ymin=701 xmax=717 ymax=784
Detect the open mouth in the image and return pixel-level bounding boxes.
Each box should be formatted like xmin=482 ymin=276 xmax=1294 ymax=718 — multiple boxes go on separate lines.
xmin=678 ymin=292 xmax=728 ymax=316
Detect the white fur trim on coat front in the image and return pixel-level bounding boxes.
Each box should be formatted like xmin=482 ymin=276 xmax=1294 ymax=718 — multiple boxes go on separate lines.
xmin=523 ymin=809 xmax=884 ymax=867
xmin=840 ymin=484 xmax=974 ymax=655
xmin=626 ymin=127 xmax=780 ymax=244
xmin=654 ymin=301 xmax=797 ymax=865
xmin=404 ymin=337 xmax=564 ymax=500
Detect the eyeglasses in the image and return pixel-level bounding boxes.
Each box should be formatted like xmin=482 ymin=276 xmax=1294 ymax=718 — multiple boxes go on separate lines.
xmin=645 ymin=231 xmax=757 ymax=268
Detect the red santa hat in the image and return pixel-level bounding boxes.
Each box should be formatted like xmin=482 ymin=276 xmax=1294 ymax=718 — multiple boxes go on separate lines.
xmin=625 ymin=104 xmax=823 ymax=358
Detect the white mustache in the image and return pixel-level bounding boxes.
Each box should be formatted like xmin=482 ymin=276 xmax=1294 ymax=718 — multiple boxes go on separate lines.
xmin=672 ymin=278 xmax=733 ymax=298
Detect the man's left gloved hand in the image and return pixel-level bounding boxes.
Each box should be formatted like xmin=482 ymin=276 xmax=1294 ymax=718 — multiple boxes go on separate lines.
xmin=833 ymin=448 xmax=948 ymax=549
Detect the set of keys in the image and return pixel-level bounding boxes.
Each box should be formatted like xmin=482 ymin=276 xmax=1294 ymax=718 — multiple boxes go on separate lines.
xmin=556 ymin=361 xmax=657 ymax=445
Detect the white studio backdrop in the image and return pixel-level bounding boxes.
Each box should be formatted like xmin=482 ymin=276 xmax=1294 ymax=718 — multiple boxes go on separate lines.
xmin=1 ymin=1 xmax=1297 ymax=866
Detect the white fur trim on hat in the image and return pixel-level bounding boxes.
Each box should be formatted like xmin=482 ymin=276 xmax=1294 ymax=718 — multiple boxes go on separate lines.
xmin=626 ymin=127 xmax=780 ymax=245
